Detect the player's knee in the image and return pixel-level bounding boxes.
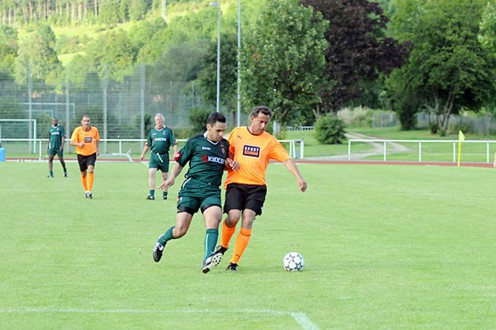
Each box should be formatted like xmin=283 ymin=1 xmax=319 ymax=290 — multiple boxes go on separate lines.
xmin=225 ymin=216 xmax=239 ymax=228
xmin=173 ymin=226 xmax=188 ymax=238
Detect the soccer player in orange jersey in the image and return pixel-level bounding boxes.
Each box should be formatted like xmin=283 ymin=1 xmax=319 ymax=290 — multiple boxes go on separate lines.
xmin=214 ymin=106 xmax=308 ymax=271
xmin=70 ymin=115 xmax=100 ymax=199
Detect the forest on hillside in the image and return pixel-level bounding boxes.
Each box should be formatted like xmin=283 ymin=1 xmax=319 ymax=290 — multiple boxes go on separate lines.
xmin=0 ymin=0 xmax=496 ymax=140
xmin=0 ymin=0 xmax=167 ymax=25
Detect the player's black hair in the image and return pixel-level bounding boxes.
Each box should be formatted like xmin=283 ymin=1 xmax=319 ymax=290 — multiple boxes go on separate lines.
xmin=206 ymin=112 xmax=226 ymax=125
xmin=251 ymin=106 xmax=272 ymax=117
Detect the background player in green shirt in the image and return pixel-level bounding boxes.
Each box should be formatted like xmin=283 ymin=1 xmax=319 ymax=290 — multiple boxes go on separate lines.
xmin=47 ymin=118 xmax=67 ymax=178
xmin=152 ymin=112 xmax=239 ymax=274
xmin=139 ymin=113 xmax=178 ymax=200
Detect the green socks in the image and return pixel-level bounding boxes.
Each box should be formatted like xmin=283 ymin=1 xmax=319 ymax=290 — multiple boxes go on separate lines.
xmin=204 ymin=228 xmax=219 ymax=259
xmin=158 ymin=226 xmax=175 ymax=246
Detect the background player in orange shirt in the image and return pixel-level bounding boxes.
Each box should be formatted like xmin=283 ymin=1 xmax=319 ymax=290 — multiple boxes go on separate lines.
xmin=70 ymin=115 xmax=100 ymax=198
xmin=214 ymin=106 xmax=307 ymax=271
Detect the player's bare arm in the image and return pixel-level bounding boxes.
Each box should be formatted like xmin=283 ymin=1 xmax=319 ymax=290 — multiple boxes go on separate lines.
xmin=159 ymin=163 xmax=183 ymax=190
xmin=140 ymin=144 xmax=149 ymax=160
xmin=283 ymin=159 xmax=307 ymax=192
xmin=70 ymin=140 xmax=84 ymax=148
xmin=225 ymin=158 xmax=239 ymax=171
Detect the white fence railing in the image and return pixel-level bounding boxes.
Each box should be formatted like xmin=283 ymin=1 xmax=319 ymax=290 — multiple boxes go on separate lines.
xmin=348 ymin=139 xmax=496 ymax=163
xmin=0 ymin=138 xmax=305 ymax=161
xmin=286 ymin=126 xmax=314 ymax=131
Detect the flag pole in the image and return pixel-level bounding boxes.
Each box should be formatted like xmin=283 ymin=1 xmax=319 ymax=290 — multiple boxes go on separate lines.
xmin=457 ymin=130 xmax=465 ymax=167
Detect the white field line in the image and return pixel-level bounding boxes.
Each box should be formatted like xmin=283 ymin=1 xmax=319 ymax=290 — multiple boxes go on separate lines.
xmin=0 ymin=308 xmax=320 ymax=330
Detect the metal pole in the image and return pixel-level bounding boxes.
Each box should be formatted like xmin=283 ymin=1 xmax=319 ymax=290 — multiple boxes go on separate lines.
xmin=237 ymin=0 xmax=241 ymax=125
xmin=216 ymin=2 xmax=221 ymax=112
xmin=66 ymin=72 xmax=70 ymax=143
xmin=141 ymin=64 xmax=145 ymax=151
xmin=103 ymin=65 xmax=108 ymax=154
xmin=28 ymin=64 xmax=33 ymax=153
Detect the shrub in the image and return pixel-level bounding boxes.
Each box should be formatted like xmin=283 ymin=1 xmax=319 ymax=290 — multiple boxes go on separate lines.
xmin=314 ymin=114 xmax=346 ymax=144
xmin=188 ymin=108 xmax=211 ymax=134
xmin=172 ymin=127 xmax=195 ymax=140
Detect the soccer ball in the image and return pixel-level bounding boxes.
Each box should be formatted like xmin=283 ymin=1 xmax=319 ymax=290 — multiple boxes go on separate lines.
xmin=283 ymin=252 xmax=304 ymax=272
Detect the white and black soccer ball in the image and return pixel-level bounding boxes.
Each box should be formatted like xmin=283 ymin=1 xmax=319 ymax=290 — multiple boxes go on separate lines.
xmin=283 ymin=252 xmax=304 ymax=272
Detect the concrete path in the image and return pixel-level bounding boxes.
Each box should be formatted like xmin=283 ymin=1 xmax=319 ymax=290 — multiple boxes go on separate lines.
xmin=304 ymin=132 xmax=410 ymax=161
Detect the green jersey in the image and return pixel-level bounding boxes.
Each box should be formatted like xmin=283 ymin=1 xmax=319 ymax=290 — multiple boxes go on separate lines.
xmin=147 ymin=126 xmax=175 ymax=154
xmin=48 ymin=124 xmax=66 ymax=149
xmin=177 ymin=133 xmax=230 ymax=189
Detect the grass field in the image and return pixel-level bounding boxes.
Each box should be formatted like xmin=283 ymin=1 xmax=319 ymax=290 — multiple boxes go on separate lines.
xmin=1 ymin=160 xmax=496 ymax=329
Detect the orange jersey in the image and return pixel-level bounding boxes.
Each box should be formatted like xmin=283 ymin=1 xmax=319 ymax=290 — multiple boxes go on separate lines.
xmin=224 ymin=126 xmax=290 ymax=187
xmin=71 ymin=126 xmax=100 ymax=156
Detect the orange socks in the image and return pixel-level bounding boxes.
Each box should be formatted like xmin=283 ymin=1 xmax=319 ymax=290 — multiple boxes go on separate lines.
xmin=88 ymin=172 xmax=94 ymax=191
xmin=80 ymin=172 xmax=94 ymax=192
xmin=80 ymin=173 xmax=88 ymax=191
xmin=221 ymin=220 xmax=253 ymax=264
xmin=231 ymin=227 xmax=252 ymax=264
xmin=221 ymin=220 xmax=237 ymax=248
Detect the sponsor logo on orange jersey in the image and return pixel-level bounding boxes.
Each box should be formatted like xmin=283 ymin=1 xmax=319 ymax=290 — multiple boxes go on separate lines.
xmin=243 ymin=145 xmax=260 ymax=158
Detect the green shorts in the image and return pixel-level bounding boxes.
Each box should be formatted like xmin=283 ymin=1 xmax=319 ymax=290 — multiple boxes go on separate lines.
xmin=48 ymin=148 xmax=64 ymax=157
xmin=177 ymin=195 xmax=222 ymax=215
xmin=149 ymin=152 xmax=170 ymax=172
xmin=177 ymin=178 xmax=222 ymax=215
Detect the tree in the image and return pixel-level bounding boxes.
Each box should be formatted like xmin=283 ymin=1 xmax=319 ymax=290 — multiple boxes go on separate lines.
xmin=388 ymin=0 xmax=496 ymax=133
xmin=99 ymin=0 xmax=121 ymax=25
xmin=37 ymin=23 xmax=56 ymax=49
xmin=0 ymin=25 xmax=18 ymax=77
xmin=14 ymin=26 xmax=62 ymax=86
xmin=128 ymin=17 xmax=167 ymax=55
xmin=300 ymin=0 xmax=410 ymax=113
xmin=477 ymin=1 xmax=496 ymax=116
xmin=241 ymin=0 xmax=328 ymax=127
xmin=478 ymin=1 xmax=496 ymax=57
xmin=149 ymin=39 xmax=209 ymax=84
xmin=66 ymin=54 xmax=98 ymax=90
xmin=198 ymin=32 xmax=238 ymax=119
xmin=128 ymin=0 xmax=149 ymax=21
xmin=85 ymin=30 xmax=137 ymax=82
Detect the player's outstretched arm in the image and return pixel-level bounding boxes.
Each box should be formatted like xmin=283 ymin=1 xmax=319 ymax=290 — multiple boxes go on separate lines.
xmin=283 ymin=159 xmax=307 ymax=192
xmin=159 ymin=162 xmax=183 ymax=190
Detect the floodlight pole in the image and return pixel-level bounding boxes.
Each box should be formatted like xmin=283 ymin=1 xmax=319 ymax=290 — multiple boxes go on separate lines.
xmin=237 ymin=0 xmax=241 ymax=126
xmin=216 ymin=2 xmax=221 ymax=112
xmin=209 ymin=1 xmax=221 ymax=112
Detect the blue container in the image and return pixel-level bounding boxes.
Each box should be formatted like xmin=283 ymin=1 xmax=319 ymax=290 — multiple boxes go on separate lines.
xmin=0 ymin=148 xmax=5 ymax=162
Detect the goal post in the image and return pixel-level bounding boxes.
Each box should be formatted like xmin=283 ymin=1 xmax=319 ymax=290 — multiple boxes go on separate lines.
xmin=278 ymin=139 xmax=304 ymax=159
xmin=0 ymin=119 xmax=37 ymax=153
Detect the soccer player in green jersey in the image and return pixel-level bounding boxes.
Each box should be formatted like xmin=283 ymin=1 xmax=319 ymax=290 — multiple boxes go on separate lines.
xmin=47 ymin=118 xmax=68 ymax=178
xmin=152 ymin=112 xmax=239 ymax=274
xmin=140 ymin=113 xmax=178 ymax=200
